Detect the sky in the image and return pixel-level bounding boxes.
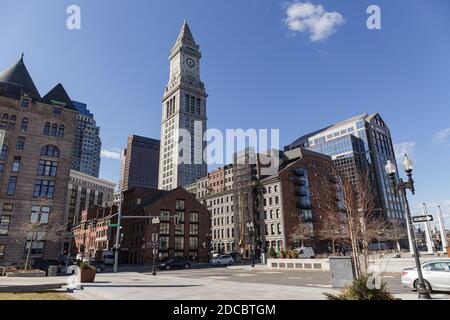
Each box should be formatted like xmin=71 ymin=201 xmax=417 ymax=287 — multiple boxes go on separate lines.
xmin=1 ymin=0 xmax=450 ymax=225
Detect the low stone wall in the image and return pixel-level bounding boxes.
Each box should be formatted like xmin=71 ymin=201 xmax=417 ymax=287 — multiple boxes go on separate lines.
xmin=267 ymin=258 xmax=330 ymax=271
xmin=5 ymin=271 xmax=46 ymax=277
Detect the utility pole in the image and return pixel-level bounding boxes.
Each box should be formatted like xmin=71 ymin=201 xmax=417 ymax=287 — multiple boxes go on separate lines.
xmin=113 ymin=192 xmax=123 ymax=273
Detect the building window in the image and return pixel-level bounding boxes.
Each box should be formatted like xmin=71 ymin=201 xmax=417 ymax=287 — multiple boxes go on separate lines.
xmin=53 ymin=107 xmax=62 ymax=115
xmin=30 ymin=206 xmax=51 ymax=224
xmin=7 ymin=177 xmax=17 ymax=196
xmin=277 ymin=223 xmax=282 ymax=235
xmin=8 ymin=115 xmax=16 ymax=129
xmin=189 ymin=237 xmax=198 ymax=249
xmin=159 ymin=236 xmax=169 ymax=250
xmin=11 ymin=156 xmax=21 ymax=172
xmin=51 ymin=124 xmax=57 ymax=137
xmin=43 ymin=122 xmax=50 ymax=135
xmin=190 ymin=212 xmax=198 ymax=223
xmin=16 ymin=136 xmax=25 ymax=150
xmin=0 ymin=144 xmax=8 ymax=161
xmin=175 ymin=237 xmax=184 ymax=250
xmin=0 ymin=216 xmax=11 ymax=235
xmin=176 ymin=199 xmax=185 ymax=211
xmin=37 ymin=159 xmax=58 ymax=176
xmin=33 ymin=179 xmax=55 ymax=198
xmin=189 ymin=224 xmax=198 ymax=236
xmin=21 ymin=98 xmax=30 ymax=108
xmin=58 ymin=125 xmax=64 ymax=138
xmin=41 ymin=145 xmax=60 ymax=157
xmin=0 ymin=244 xmax=5 ymax=259
xmin=195 ymin=98 xmax=201 ymax=115
xmin=20 ymin=118 xmax=28 ymax=132
xmin=0 ymin=114 xmax=8 ymax=128
xmin=2 ymin=203 xmax=13 ymax=212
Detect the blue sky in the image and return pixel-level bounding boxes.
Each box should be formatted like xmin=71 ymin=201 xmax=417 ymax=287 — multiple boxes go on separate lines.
xmin=1 ymin=0 xmax=450 ymax=223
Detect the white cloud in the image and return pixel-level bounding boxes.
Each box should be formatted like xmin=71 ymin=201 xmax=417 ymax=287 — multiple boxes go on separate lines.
xmin=393 ymin=142 xmax=415 ymax=162
xmin=284 ymin=2 xmax=345 ymax=42
xmin=432 ymin=128 xmax=450 ymax=144
xmin=101 ymin=148 xmax=122 ymax=161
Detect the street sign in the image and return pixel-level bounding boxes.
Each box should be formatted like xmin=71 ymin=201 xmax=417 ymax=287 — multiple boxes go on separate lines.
xmin=109 ymin=224 xmax=118 ymax=227
xmin=412 ymin=215 xmax=433 ymax=223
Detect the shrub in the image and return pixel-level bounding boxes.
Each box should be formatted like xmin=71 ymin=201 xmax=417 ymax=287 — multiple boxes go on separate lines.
xmin=291 ymin=250 xmax=299 ymax=259
xmin=268 ymin=247 xmax=277 ymax=258
xmin=79 ymin=262 xmax=96 ymax=271
xmin=324 ymin=275 xmax=395 ymax=300
xmin=286 ymin=251 xmax=292 ymax=259
xmin=280 ymin=250 xmax=287 ymax=259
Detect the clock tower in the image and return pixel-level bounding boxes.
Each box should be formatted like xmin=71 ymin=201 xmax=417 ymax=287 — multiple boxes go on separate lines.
xmin=159 ymin=21 xmax=208 ymax=190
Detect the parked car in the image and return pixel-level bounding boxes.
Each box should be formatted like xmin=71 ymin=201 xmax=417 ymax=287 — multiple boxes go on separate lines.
xmin=32 ymin=260 xmax=61 ymax=274
xmin=103 ymin=254 xmax=115 ymax=266
xmin=230 ymin=252 xmax=242 ymax=263
xmin=209 ymin=255 xmax=234 ymax=266
xmin=401 ymin=259 xmax=450 ymax=292
xmin=158 ymin=257 xmax=191 ymax=270
xmin=293 ymin=247 xmax=315 ymax=259
xmin=88 ymin=259 xmax=106 ymax=272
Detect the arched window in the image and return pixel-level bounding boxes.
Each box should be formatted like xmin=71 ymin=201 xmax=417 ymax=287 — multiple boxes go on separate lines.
xmin=41 ymin=145 xmax=60 ymax=158
xmin=8 ymin=115 xmax=16 ymax=129
xmin=51 ymin=124 xmax=57 ymax=137
xmin=20 ymin=118 xmax=28 ymax=132
xmin=43 ymin=122 xmax=50 ymax=135
xmin=0 ymin=114 xmax=9 ymax=128
xmin=0 ymin=144 xmax=8 ymax=161
xmin=57 ymin=125 xmax=64 ymax=138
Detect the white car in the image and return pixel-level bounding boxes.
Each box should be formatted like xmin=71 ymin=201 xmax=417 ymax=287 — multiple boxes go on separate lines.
xmin=401 ymin=259 xmax=450 ymax=292
xmin=209 ymin=255 xmax=234 ymax=266
xmin=293 ymin=247 xmax=315 ymax=259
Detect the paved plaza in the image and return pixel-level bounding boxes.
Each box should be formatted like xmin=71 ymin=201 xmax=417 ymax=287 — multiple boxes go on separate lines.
xmin=61 ymin=265 xmax=450 ymax=300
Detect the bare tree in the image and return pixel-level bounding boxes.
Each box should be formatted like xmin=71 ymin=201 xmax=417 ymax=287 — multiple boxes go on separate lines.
xmin=321 ymin=168 xmax=384 ymax=277
xmin=20 ymin=210 xmax=68 ymax=270
xmin=289 ymin=217 xmax=314 ymax=248
xmin=382 ymin=220 xmax=408 ymax=253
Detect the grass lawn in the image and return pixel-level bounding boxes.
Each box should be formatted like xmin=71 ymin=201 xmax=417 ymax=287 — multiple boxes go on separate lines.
xmin=0 ymin=291 xmax=74 ymax=300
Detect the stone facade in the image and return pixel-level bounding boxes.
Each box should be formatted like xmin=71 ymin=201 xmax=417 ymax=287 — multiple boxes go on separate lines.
xmin=0 ymin=56 xmax=77 ymax=265
xmin=159 ymin=21 xmax=207 ymax=190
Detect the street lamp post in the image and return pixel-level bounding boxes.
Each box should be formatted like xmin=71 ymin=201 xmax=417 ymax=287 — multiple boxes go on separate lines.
xmin=151 ymin=217 xmax=160 ymax=276
xmin=385 ymin=155 xmax=431 ymax=299
xmin=247 ymin=222 xmax=255 ymax=268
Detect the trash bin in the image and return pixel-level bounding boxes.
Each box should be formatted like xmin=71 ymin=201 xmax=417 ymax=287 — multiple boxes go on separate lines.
xmin=47 ymin=265 xmax=59 ymax=277
xmin=329 ymin=256 xmax=355 ymax=288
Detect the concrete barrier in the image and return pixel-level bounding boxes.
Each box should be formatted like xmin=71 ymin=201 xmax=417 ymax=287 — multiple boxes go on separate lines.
xmin=267 ymin=258 xmax=329 ymax=271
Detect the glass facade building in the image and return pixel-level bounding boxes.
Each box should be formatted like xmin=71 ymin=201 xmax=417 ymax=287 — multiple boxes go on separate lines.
xmin=285 ymin=113 xmax=405 ymax=221
xmin=71 ymin=101 xmax=101 ymax=178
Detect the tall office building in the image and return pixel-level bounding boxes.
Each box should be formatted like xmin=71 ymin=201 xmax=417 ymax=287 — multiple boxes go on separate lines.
xmin=119 ymin=134 xmax=160 ymax=191
xmin=71 ymin=101 xmax=101 ymax=178
xmin=158 ymin=21 xmax=208 ymax=190
xmin=0 ymin=55 xmax=77 ymax=265
xmin=285 ymin=113 xmax=405 ymax=221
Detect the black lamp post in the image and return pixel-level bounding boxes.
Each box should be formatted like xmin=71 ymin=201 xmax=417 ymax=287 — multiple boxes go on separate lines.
xmin=151 ymin=217 xmax=160 ymax=276
xmin=385 ymin=155 xmax=431 ymax=299
xmin=247 ymin=222 xmax=255 ymax=268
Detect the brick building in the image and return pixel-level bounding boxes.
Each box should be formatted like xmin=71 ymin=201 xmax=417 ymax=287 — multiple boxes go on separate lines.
xmin=0 ymin=55 xmax=77 ymax=265
xmin=72 ymin=205 xmax=118 ymax=259
xmin=120 ymin=186 xmax=210 ymax=264
xmin=186 ymin=148 xmax=336 ymax=256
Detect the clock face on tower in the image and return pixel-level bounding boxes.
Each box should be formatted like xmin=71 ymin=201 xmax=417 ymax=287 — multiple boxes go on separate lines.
xmin=186 ymin=57 xmax=195 ymax=68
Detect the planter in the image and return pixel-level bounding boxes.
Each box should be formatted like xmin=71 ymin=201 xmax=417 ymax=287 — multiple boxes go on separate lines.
xmin=5 ymin=270 xmax=46 ymax=277
xmin=80 ymin=269 xmax=96 ymax=283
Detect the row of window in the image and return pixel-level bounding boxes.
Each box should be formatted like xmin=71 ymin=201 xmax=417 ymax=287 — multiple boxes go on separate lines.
xmin=43 ymin=122 xmax=64 ymax=138
xmin=0 ymin=114 xmax=29 ymax=132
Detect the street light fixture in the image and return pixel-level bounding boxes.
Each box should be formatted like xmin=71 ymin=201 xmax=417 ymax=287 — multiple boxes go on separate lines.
xmin=385 ymin=155 xmax=431 ymax=299
xmin=151 ymin=217 xmax=160 ymax=276
xmin=246 ymin=222 xmax=255 ymax=268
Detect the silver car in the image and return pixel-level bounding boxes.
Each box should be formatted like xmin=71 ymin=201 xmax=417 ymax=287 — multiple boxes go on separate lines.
xmin=401 ymin=259 xmax=450 ymax=292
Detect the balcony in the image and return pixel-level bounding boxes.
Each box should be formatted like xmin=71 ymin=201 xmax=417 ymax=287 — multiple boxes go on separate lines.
xmin=292 ymin=177 xmax=305 ymax=186
xmin=296 ymin=201 xmax=312 ymax=210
